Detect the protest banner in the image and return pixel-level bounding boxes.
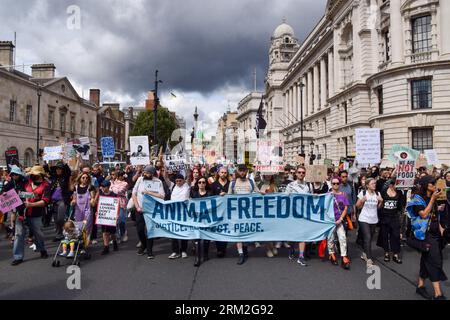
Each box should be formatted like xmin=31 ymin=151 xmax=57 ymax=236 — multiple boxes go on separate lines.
xmin=257 ymin=140 xmax=284 ymax=165
xmin=130 ymin=136 xmax=150 ymax=166
xmin=424 ymin=150 xmax=439 ymax=166
xmin=0 ymin=189 xmax=23 ymax=213
xmin=96 ymin=196 xmax=120 ymax=227
xmin=395 ymin=160 xmax=416 ymax=189
xmin=101 ymin=137 xmax=115 ymax=159
xmin=255 ymin=165 xmax=284 ymax=174
xmin=143 ymin=193 xmax=335 ymax=242
xmin=388 ymin=145 xmax=420 ymax=163
xmin=43 ymin=145 xmax=63 ymax=161
xmin=5 ymin=148 xmax=20 ymax=171
xmin=165 ymin=154 xmax=189 ymax=171
xmin=305 ymin=165 xmax=328 ymax=183
xmin=355 ymin=128 xmax=381 ymax=164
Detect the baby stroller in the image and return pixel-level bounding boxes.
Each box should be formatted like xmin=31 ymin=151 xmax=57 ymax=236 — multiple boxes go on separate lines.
xmin=52 ymin=221 xmax=91 ymax=268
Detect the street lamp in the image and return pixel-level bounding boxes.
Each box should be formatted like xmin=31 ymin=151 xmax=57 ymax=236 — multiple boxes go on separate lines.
xmin=299 ymin=82 xmax=305 ymax=157
xmin=309 ymin=140 xmax=316 ymax=165
xmin=36 ymin=85 xmax=42 ymax=164
xmin=153 ymin=70 xmax=163 ymax=151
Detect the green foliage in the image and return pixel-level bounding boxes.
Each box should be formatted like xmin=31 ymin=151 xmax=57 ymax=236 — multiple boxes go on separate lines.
xmin=131 ymin=107 xmax=179 ymax=145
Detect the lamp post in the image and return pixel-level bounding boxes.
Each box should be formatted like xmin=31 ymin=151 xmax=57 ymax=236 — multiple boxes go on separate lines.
xmin=36 ymin=85 xmax=42 ymax=164
xmin=299 ymin=82 xmax=305 ymax=157
xmin=153 ymin=70 xmax=163 ymax=149
xmin=309 ymin=140 xmax=316 ymax=165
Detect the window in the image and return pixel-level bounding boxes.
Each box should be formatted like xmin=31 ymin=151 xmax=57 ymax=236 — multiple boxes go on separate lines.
xmin=60 ymin=113 xmax=66 ymax=132
xmin=383 ymin=30 xmax=391 ymax=62
xmin=70 ymin=115 xmax=75 ymax=133
xmin=48 ymin=110 xmax=54 ymax=129
xmin=411 ymin=79 xmax=432 ymax=109
xmin=89 ymin=121 xmax=93 ymax=137
xmin=9 ymin=100 xmax=16 ymax=122
xmin=377 ymin=86 xmax=383 ymax=114
xmin=26 ymin=105 xmax=32 ymax=126
xmin=81 ymin=120 xmax=85 ymax=135
xmin=412 ymin=15 xmax=432 ymax=53
xmin=412 ymin=128 xmax=433 ymax=152
xmin=24 ymin=151 xmax=32 ymax=168
xmin=380 ymin=130 xmax=384 ymax=158
xmin=323 ymin=117 xmax=327 ymax=134
xmin=343 ymin=102 xmax=348 ymax=124
xmin=343 ymin=137 xmax=348 ymax=157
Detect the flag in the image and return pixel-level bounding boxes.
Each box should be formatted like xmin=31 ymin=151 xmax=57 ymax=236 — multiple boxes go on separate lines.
xmin=255 ymin=97 xmax=267 ymax=139
xmin=165 ymin=138 xmax=171 ymax=154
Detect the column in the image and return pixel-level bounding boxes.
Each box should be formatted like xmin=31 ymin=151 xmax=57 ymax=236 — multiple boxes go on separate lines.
xmin=284 ymin=92 xmax=288 ymax=126
xmin=297 ymin=81 xmax=301 ymax=121
xmin=390 ymin=0 xmax=404 ymax=65
xmin=301 ymin=75 xmax=307 ymax=118
xmin=441 ymin=0 xmax=450 ymax=58
xmin=352 ymin=3 xmax=362 ymax=81
xmin=288 ymin=87 xmax=293 ymax=124
xmin=313 ymin=63 xmax=320 ymax=114
xmin=333 ymin=26 xmax=342 ymax=91
xmin=293 ymin=84 xmax=298 ymax=122
xmin=320 ymin=56 xmax=327 ymax=109
xmin=328 ymin=49 xmax=334 ymax=97
xmin=307 ymin=70 xmax=313 ymax=116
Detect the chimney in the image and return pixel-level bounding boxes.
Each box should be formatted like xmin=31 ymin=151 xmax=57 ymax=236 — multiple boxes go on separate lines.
xmin=0 ymin=41 xmax=15 ymax=71
xmin=31 ymin=63 xmax=56 ymax=78
xmin=89 ymin=89 xmax=100 ymax=107
xmin=145 ymin=91 xmax=155 ymax=110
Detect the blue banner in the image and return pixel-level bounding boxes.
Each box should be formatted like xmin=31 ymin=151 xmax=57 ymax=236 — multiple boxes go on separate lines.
xmin=101 ymin=137 xmax=115 ymax=158
xmin=142 ymin=193 xmax=336 ymax=242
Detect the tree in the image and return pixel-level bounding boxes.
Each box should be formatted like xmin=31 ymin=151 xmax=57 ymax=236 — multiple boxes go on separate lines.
xmin=131 ymin=107 xmax=179 ymax=147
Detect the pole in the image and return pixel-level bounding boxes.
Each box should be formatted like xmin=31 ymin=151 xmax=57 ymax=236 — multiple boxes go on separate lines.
xmin=300 ymin=82 xmax=305 ymax=157
xmin=37 ymin=87 xmax=42 ymax=164
xmin=153 ymin=70 xmax=159 ymax=150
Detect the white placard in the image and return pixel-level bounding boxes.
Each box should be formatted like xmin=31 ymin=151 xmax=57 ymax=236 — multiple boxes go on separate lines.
xmin=130 ymin=136 xmax=150 ymax=166
xmin=424 ymin=149 xmax=439 ymax=166
xmin=355 ymin=128 xmax=381 ymax=164
xmin=395 ymin=160 xmax=416 ymax=189
xmin=96 ymin=196 xmax=120 ymax=227
xmin=43 ymin=146 xmax=63 ymax=161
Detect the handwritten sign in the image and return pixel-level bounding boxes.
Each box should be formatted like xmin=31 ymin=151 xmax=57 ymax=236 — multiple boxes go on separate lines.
xmin=96 ymin=196 xmax=120 ymax=227
xmin=165 ymin=154 xmax=189 ymax=171
xmin=0 ymin=189 xmax=23 ymax=213
xmin=355 ymin=129 xmax=381 ymax=164
xmin=43 ymin=146 xmax=63 ymax=161
xmin=305 ymin=165 xmax=328 ymax=183
xmin=424 ymin=150 xmax=439 ymax=166
xmin=254 ymin=165 xmax=285 ymax=174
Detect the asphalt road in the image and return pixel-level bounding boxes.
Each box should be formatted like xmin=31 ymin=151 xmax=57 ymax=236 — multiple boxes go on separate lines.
xmin=0 ymin=220 xmax=449 ymax=300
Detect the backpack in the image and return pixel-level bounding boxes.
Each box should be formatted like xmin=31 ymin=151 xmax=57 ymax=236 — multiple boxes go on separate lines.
xmin=231 ymin=179 xmax=255 ymax=194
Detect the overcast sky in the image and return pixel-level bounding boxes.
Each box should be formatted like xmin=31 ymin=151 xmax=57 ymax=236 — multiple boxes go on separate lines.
xmin=0 ymin=0 xmax=327 ymax=137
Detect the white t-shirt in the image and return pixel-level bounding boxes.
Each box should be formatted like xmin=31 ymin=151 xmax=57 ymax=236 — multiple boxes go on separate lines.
xmin=358 ymin=190 xmax=379 ymax=224
xmin=132 ymin=177 xmax=165 ymax=207
xmin=171 ymin=183 xmax=190 ymax=201
xmin=285 ymin=180 xmax=312 ymax=194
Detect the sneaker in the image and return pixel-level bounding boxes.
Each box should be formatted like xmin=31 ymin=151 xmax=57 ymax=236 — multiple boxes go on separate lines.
xmin=67 ymin=251 xmax=75 ymax=258
xmin=136 ymin=241 xmax=142 ymax=248
xmin=137 ymin=248 xmax=146 ymax=256
xmin=113 ymin=241 xmax=118 ymax=251
xmin=275 ymin=242 xmax=282 ymax=249
xmin=283 ymin=242 xmax=291 ymax=249
xmin=255 ymin=242 xmax=261 ymax=248
xmin=91 ymin=240 xmax=98 ymax=245
xmin=360 ymin=253 xmax=368 ymax=262
xmin=59 ymin=251 xmax=68 ymax=257
xmin=122 ymin=234 xmax=129 ymax=243
xmin=416 ymin=286 xmax=432 ymax=300
xmin=181 ymin=252 xmax=188 ymax=259
xmin=237 ymin=254 xmax=246 ymax=265
xmin=29 ymin=244 xmax=37 ymax=251
xmin=288 ymin=248 xmax=296 ymax=261
xmin=169 ymin=252 xmax=181 ymax=259
xmin=342 ymin=256 xmax=351 ymax=270
xmin=101 ymin=246 xmax=110 ymax=255
xmin=297 ymin=257 xmax=307 ymax=266
xmin=11 ymin=259 xmax=23 ymax=266
xmin=147 ymin=254 xmax=155 ymax=259
xmin=116 ymin=239 xmax=121 ymax=245
xmin=272 ymin=247 xmax=278 ymax=256
xmin=366 ymin=259 xmax=374 ymax=268
xmin=433 ymin=295 xmax=447 ymax=300
xmin=266 ymin=249 xmax=274 ymax=258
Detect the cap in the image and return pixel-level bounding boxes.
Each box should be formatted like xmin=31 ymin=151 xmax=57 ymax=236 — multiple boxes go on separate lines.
xmin=144 ymin=165 xmax=157 ymax=175
xmin=237 ymin=164 xmax=248 ymax=171
xmin=9 ymin=167 xmax=24 ymax=177
xmin=101 ymin=180 xmax=111 ymax=188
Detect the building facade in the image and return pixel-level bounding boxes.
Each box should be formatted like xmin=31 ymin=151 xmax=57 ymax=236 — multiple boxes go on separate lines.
xmin=215 ymin=111 xmax=239 ymax=163
xmin=264 ymin=0 xmax=450 ymax=166
xmin=0 ymin=41 xmax=98 ymax=167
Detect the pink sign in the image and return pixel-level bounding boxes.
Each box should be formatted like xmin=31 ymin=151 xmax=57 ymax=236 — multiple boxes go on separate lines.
xmin=0 ymin=189 xmax=23 ymax=213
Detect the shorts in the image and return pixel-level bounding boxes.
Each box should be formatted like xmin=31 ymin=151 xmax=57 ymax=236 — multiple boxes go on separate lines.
xmin=61 ymin=239 xmax=78 ymax=245
xmin=101 ymin=225 xmax=117 ymax=234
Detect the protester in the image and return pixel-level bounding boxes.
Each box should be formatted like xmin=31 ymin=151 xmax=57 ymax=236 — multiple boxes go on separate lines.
xmin=356 ymin=178 xmax=383 ymax=268
xmin=11 ymin=166 xmax=50 ymax=266
xmin=2 ymin=167 xmax=26 ymax=243
xmin=286 ymin=166 xmax=312 ymax=266
xmin=132 ymin=165 xmax=165 ymax=259
xmin=59 ymin=220 xmax=80 ymax=258
xmin=71 ymin=173 xmax=96 ymax=240
xmin=210 ymin=167 xmax=230 ymax=257
xmin=228 ymin=164 xmax=259 ymax=265
xmin=339 ymin=171 xmax=357 ymax=222
xmin=169 ymin=174 xmax=190 ymax=260
xmin=259 ymin=174 xmax=278 ymax=257
xmin=95 ymin=180 xmax=119 ymax=255
xmin=407 ymin=175 xmax=447 ymax=300
xmin=110 ymin=170 xmax=129 ymax=243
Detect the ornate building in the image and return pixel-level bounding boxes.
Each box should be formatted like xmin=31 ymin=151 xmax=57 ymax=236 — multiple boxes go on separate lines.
xmin=264 ymin=0 xmax=450 ymax=165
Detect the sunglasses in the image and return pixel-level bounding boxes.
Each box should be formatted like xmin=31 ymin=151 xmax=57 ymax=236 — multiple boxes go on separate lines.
xmin=332 ymin=182 xmax=340 ymax=185
xmin=198 ymin=181 xmax=207 ymax=184
xmin=341 ymin=175 xmax=348 ymax=178
xmin=297 ymin=172 xmax=306 ymax=174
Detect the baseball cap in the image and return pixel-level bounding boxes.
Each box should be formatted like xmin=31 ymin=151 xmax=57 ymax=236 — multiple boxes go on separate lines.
xmin=144 ymin=165 xmax=157 ymax=175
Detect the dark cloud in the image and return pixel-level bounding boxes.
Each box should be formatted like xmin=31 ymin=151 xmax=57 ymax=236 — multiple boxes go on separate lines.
xmin=0 ymin=0 xmax=327 ymax=104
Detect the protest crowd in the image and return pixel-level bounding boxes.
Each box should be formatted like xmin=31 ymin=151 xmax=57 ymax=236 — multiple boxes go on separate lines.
xmin=0 ymin=152 xmax=449 ymax=300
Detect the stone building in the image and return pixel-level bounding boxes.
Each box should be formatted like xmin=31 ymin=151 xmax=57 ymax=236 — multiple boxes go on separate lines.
xmin=262 ymin=0 xmax=450 ymax=165
xmin=216 ymin=111 xmax=239 ymax=163
xmin=0 ymin=41 xmax=98 ymax=166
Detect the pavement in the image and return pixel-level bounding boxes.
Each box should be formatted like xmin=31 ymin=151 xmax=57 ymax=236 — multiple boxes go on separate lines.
xmin=0 ymin=220 xmax=449 ymax=300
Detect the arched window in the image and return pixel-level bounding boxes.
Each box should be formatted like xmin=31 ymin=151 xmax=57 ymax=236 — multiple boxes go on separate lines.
xmin=24 ymin=149 xmax=34 ymax=168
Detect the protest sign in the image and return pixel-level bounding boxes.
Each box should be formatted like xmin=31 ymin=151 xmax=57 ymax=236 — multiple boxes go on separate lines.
xmin=436 ymin=179 xmax=448 ymax=201
xmin=305 ymin=165 xmax=328 ymax=182
xmin=255 ymin=165 xmax=284 ymax=174
xmin=395 ymin=160 xmax=416 ymax=189
xmin=257 ymin=140 xmax=284 ymax=165
xmin=415 ymin=155 xmax=428 ymax=169
xmin=130 ymin=136 xmax=150 ymax=166
xmin=101 ymin=137 xmax=115 ymax=159
xmin=355 ymin=128 xmax=381 ymax=164
xmin=43 ymin=146 xmax=63 ymax=161
xmin=143 ymin=193 xmax=335 ymax=242
xmin=323 ymin=159 xmax=333 ymax=168
xmin=96 ymin=196 xmax=120 ymax=227
xmin=18 ymin=191 xmax=34 ymax=199
xmin=0 ymin=189 xmax=23 ymax=213
xmin=165 ymin=154 xmax=189 ymax=171
xmin=5 ymin=148 xmax=20 ymax=171
xmin=388 ymin=145 xmax=420 ymax=163
xmin=424 ymin=150 xmax=439 ymax=166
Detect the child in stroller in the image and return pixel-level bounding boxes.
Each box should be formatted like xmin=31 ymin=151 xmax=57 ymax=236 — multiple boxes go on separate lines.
xmin=52 ymin=220 xmax=90 ymax=267
xmin=59 ymin=220 xmax=80 ymax=258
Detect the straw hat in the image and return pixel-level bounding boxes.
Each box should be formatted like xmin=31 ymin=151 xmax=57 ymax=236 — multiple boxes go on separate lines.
xmin=27 ymin=165 xmax=49 ymax=177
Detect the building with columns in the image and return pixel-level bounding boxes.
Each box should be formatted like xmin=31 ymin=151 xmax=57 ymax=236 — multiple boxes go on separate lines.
xmin=263 ymin=0 xmax=450 ymax=166
xmin=215 ymin=111 xmax=239 ymax=163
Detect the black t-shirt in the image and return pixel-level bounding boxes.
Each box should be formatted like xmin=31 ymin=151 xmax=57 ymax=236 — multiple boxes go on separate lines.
xmin=76 ymin=184 xmax=95 ymax=195
xmin=210 ymin=180 xmax=230 ymax=196
xmin=278 ymin=179 xmax=293 ymax=193
xmin=312 ymin=183 xmax=329 ymax=195
xmin=99 ymin=190 xmax=117 ymax=197
xmin=191 ymin=190 xmax=212 ymax=199
xmin=381 ymin=190 xmax=401 ymax=215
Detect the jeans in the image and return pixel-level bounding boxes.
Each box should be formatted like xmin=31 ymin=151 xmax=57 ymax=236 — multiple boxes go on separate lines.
xmin=118 ymin=208 xmax=127 ymax=238
xmin=13 ymin=216 xmax=47 ymax=260
xmin=53 ymin=200 xmax=67 ymax=237
xmin=136 ymin=212 xmax=153 ymax=253
xmin=172 ymin=239 xmax=188 ymax=254
xmin=359 ymin=222 xmax=377 ymax=260
xmin=327 ymin=224 xmax=347 ymax=257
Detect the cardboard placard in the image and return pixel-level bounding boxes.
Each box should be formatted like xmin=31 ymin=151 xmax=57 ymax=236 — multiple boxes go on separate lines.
xmin=436 ymin=179 xmax=447 ymax=201
xmin=305 ymin=165 xmax=328 ymax=182
xmin=96 ymin=196 xmax=120 ymax=227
